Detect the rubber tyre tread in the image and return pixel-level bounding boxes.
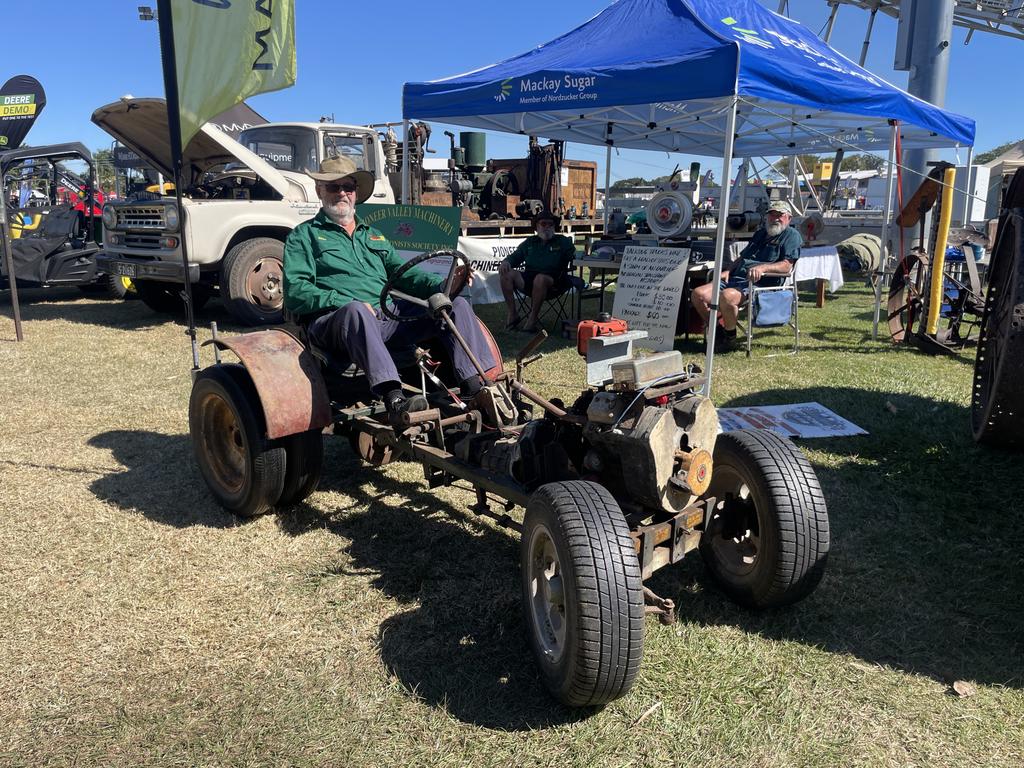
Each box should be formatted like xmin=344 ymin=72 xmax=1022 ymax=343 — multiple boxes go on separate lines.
xmin=971 ymin=208 xmax=1024 ymax=447
xmin=277 ymin=429 xmax=324 ymax=507
xmin=189 ymin=364 xmax=286 ymax=516
xmin=701 ymin=429 xmax=829 ymax=608
xmin=135 ymin=279 xmax=210 ymax=315
xmin=221 ymin=237 xmax=285 ymax=326
xmin=521 ymin=480 xmax=644 ymax=707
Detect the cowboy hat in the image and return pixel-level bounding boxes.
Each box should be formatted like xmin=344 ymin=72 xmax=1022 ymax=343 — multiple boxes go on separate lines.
xmin=307 ymin=156 xmax=375 ymax=204
xmin=531 ymin=208 xmax=561 ymax=226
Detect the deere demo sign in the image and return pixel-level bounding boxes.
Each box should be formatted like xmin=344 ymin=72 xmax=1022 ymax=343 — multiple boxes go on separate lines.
xmin=0 ymin=75 xmax=46 ymax=150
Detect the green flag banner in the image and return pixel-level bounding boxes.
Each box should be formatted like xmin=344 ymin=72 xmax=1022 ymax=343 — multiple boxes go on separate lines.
xmin=170 ymin=0 xmax=296 ymax=151
xmin=357 ymin=204 xmax=462 ymax=254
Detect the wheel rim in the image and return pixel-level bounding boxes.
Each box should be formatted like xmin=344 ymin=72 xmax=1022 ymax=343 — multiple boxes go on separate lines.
xmin=199 ymin=390 xmax=247 ymax=493
xmin=707 ymin=466 xmax=761 ymax=580
xmin=526 ymin=523 xmax=567 ymax=663
xmin=245 ymin=256 xmax=283 ymax=310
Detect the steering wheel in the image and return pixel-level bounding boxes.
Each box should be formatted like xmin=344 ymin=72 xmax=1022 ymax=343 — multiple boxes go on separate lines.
xmin=379 ymin=249 xmax=472 ymax=322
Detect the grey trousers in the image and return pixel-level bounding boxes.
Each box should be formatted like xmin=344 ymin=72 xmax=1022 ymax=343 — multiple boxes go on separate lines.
xmin=307 ymin=298 xmax=496 ymax=390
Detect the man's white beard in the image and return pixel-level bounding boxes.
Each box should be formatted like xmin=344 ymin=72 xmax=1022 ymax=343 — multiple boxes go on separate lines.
xmin=766 ymin=221 xmax=785 ymax=237
xmin=324 ymin=199 xmax=354 ymax=226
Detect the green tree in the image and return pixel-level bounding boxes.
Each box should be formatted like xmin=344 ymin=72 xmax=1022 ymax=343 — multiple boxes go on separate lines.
xmin=610 ymin=176 xmax=649 ymax=190
xmin=840 ymin=153 xmax=885 ymax=172
xmin=93 ymin=148 xmax=116 ymax=195
xmin=774 ymin=154 xmax=823 ymax=177
xmin=975 ymin=139 xmax=1023 ymax=165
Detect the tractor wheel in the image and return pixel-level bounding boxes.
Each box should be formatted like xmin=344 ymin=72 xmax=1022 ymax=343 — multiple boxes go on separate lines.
xmin=700 ymin=430 xmax=829 ymax=608
xmin=972 ymin=209 xmax=1024 ymax=448
xmin=521 ymin=481 xmax=644 ymax=707
xmin=277 ymin=429 xmax=324 ymax=507
xmin=221 ymin=237 xmax=285 ymax=326
xmin=887 ymin=252 xmax=926 ymax=343
xmin=189 ymin=364 xmax=286 ymax=516
xmin=135 ymin=279 xmax=210 ymax=315
xmin=104 ymin=273 xmax=137 ymax=300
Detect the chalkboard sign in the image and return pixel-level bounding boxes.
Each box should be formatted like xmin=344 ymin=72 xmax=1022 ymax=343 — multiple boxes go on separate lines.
xmin=612 ymin=246 xmax=690 ymax=351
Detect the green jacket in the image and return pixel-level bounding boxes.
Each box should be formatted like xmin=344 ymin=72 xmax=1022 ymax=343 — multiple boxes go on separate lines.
xmin=283 ymin=211 xmax=440 ymax=317
xmin=507 ymin=234 xmax=576 ymax=276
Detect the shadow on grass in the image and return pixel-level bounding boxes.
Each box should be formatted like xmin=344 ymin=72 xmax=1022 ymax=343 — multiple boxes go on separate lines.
xmin=87 ymin=429 xmax=584 ymax=728
xmin=651 ymin=385 xmax=1024 ymax=689
xmin=277 ymin=441 xmax=587 ymax=730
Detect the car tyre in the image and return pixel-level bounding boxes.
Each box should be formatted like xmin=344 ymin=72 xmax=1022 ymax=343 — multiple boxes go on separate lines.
xmin=521 ymin=480 xmax=644 ymax=707
xmin=221 ymin=237 xmax=285 ymax=326
xmin=700 ymin=429 xmax=829 ymax=608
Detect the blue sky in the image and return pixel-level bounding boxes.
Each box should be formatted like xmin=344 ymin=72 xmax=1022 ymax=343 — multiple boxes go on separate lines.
xmin=4 ymin=0 xmax=1020 ymax=183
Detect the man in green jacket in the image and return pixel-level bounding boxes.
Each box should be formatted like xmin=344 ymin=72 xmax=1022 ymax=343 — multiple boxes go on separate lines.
xmin=283 ymin=156 xmax=495 ymax=424
xmin=498 ymin=209 xmax=576 ymax=332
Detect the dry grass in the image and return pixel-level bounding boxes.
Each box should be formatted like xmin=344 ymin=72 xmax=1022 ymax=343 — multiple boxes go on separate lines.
xmin=1 ymin=283 xmax=1021 ymax=767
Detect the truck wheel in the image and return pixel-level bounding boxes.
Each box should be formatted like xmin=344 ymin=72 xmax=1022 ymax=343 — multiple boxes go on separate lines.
xmin=189 ymin=364 xmax=286 ymax=516
xmin=276 ymin=429 xmax=324 ymax=507
xmin=221 ymin=237 xmax=285 ymax=326
xmin=700 ymin=430 xmax=829 ymax=608
xmin=135 ymin=279 xmax=210 ymax=314
xmin=521 ymin=481 xmax=644 ymax=707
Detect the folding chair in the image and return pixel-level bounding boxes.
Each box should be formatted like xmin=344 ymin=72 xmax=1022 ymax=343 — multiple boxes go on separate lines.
xmin=514 ymin=274 xmax=588 ymax=333
xmin=738 ymin=272 xmax=799 ymax=357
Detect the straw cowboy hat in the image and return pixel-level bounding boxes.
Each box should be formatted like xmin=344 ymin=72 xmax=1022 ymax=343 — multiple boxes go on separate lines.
xmin=307 ymin=155 xmax=375 ymax=204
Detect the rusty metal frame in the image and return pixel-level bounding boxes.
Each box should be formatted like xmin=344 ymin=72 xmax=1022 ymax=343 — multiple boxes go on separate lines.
xmin=203 ymin=329 xmax=331 ymax=440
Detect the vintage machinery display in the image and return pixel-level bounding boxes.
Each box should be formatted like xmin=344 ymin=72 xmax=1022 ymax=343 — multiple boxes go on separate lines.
xmin=887 ymin=163 xmax=988 ymax=352
xmin=187 ymin=250 xmax=830 ymax=708
xmin=385 ymin=127 xmax=598 ymax=221
xmin=971 ymin=167 xmax=1024 ymax=449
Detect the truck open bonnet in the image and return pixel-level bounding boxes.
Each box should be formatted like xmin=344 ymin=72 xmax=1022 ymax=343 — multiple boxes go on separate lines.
xmin=91 ymin=97 xmax=299 ymax=200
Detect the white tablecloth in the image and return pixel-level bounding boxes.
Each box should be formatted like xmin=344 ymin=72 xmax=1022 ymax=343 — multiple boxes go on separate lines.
xmin=795 ymin=246 xmax=844 ymax=293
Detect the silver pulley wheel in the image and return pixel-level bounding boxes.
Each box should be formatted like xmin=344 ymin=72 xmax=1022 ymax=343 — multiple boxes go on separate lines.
xmin=646 ymin=190 xmax=695 ymax=238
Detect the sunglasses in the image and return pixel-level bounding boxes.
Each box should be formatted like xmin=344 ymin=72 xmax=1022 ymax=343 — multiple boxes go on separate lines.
xmin=323 ymin=181 xmax=358 ymax=194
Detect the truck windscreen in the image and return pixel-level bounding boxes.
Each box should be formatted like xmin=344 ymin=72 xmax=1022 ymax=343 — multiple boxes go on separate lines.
xmin=239 ymin=126 xmax=318 ymax=172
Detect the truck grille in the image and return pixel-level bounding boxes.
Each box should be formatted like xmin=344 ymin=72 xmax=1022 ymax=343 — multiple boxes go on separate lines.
xmin=119 ymin=206 xmax=166 ymax=229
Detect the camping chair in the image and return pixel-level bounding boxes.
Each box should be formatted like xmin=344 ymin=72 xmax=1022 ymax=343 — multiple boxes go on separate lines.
xmin=737 ymin=271 xmax=799 ymax=357
xmin=514 ymin=273 xmax=588 ymax=334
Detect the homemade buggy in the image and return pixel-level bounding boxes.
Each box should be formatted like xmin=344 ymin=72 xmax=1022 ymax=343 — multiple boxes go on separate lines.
xmin=188 ymin=249 xmax=830 ymax=707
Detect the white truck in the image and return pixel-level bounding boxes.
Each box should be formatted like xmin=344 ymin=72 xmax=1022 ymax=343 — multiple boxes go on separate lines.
xmin=92 ymin=98 xmax=395 ymax=325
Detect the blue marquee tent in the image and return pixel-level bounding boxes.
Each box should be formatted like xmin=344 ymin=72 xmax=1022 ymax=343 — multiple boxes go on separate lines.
xmin=403 ymin=0 xmax=974 ymax=156
xmin=402 ymin=0 xmax=976 ymax=391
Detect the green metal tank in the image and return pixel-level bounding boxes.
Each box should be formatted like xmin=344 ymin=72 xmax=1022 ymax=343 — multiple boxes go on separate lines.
xmin=459 ymin=132 xmax=486 ymax=171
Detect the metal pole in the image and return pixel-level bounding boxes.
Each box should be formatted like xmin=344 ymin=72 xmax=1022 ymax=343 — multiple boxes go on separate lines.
xmin=823 ymin=3 xmax=840 ymax=43
xmin=603 ymin=143 xmax=612 ymax=231
xmin=901 ymin=0 xmax=954 ymax=250
xmin=703 ymin=98 xmax=739 ymax=399
xmin=873 ymin=122 xmax=898 ymax=340
xmin=859 ymin=5 xmax=879 ymax=67
xmin=961 ymin=145 xmax=974 ymax=226
xmin=157 ymin=0 xmax=200 ymax=371
xmin=0 ymin=206 xmax=24 ymax=342
xmin=401 ymin=118 xmax=410 ymax=205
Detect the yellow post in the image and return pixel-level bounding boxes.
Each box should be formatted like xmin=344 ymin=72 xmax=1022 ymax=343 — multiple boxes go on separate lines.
xmin=926 ymin=166 xmax=957 ymax=336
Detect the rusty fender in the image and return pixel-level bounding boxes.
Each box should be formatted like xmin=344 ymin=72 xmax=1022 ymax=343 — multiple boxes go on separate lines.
xmin=202 ymin=329 xmax=331 ymax=440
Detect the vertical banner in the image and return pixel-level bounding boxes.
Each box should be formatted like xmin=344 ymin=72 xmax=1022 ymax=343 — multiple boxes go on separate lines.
xmin=0 ymin=75 xmax=46 ymax=150
xmin=167 ymin=0 xmax=296 ymax=152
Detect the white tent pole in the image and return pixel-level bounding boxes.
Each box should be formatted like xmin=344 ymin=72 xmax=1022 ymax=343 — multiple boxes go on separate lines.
xmin=603 ymin=143 xmax=612 ymax=230
xmin=401 ymin=119 xmax=410 ymax=205
xmin=872 ymin=122 xmax=898 ymax=340
xmin=961 ymin=145 xmax=974 ymax=225
xmin=703 ymin=98 xmax=739 ymax=399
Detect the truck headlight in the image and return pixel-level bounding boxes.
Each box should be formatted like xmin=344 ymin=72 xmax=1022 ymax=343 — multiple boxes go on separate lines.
xmin=165 ymin=203 xmax=180 ymax=231
xmin=102 ymin=205 xmax=117 ymax=229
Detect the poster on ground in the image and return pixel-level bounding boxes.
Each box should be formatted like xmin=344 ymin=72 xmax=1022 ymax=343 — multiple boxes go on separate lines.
xmin=717 ymin=402 xmax=867 ymax=438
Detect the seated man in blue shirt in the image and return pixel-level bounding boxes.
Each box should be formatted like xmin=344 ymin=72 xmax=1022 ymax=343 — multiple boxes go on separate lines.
xmin=690 ymin=200 xmax=802 ymax=349
xmin=282 ymin=156 xmax=496 ymax=425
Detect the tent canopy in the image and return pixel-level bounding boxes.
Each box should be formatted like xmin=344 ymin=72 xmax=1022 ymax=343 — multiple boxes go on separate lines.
xmin=403 ymin=0 xmax=975 ymax=157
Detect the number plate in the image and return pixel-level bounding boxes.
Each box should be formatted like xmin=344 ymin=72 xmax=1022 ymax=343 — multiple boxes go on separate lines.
xmin=115 ymin=263 xmax=137 ymax=278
